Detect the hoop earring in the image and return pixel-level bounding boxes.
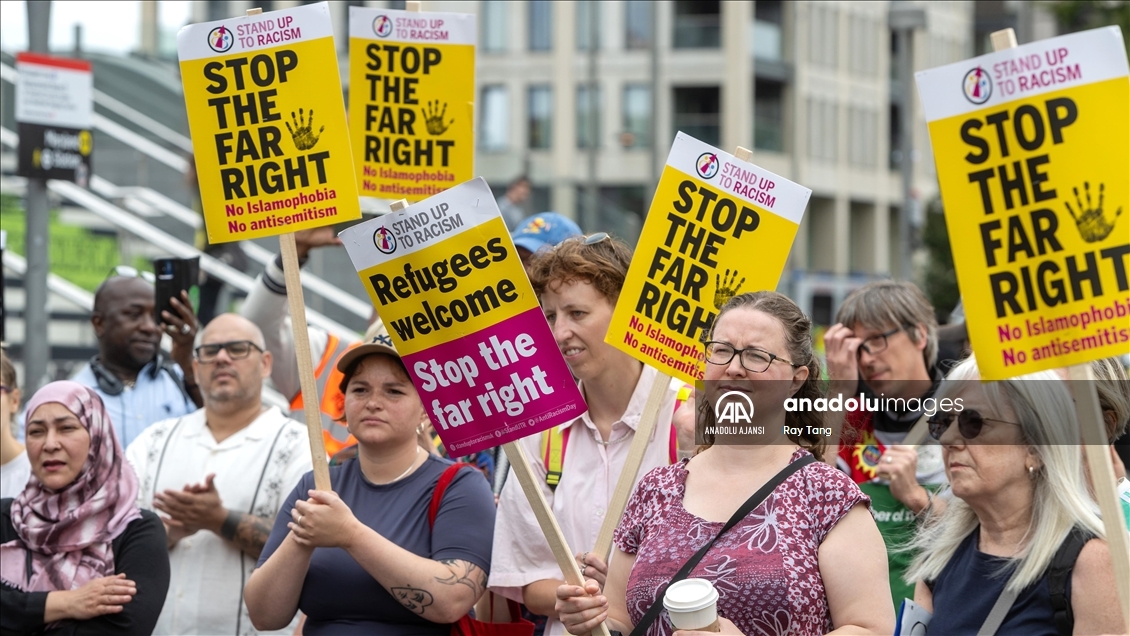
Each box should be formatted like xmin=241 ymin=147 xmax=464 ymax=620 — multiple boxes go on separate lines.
xmin=416 ymin=421 xmax=428 ymax=436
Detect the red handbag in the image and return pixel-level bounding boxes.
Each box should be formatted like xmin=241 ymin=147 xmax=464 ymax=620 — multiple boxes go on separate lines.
xmin=430 ymin=463 xmax=535 ymax=636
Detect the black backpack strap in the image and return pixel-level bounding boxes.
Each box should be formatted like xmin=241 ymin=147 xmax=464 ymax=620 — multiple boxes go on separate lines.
xmin=1048 ymin=527 xmax=1092 ymax=636
xmin=628 ymin=455 xmax=816 ymax=636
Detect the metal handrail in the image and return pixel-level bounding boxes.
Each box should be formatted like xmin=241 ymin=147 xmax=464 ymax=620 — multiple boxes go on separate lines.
xmin=2 ymin=250 xmax=95 ymax=311
xmin=88 ymin=88 xmax=194 ymax=152
xmin=90 ymin=181 xmax=375 ymax=320
xmin=1 ymin=62 xmax=189 ymax=173
xmin=0 ymin=127 xmax=359 ymax=341
xmin=45 ymin=179 xmax=361 ymax=342
xmin=1 ymin=250 xmax=302 ymax=412
xmin=0 ymin=126 xmax=373 ymax=321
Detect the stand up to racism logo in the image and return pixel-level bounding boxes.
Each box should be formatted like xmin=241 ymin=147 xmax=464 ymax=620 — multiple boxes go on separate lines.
xmin=695 ymin=152 xmax=719 ymax=179
xmin=373 ymin=226 xmax=397 ymax=254
xmin=372 ymin=15 xmax=393 ymax=38
xmin=962 ymin=66 xmax=992 ymax=104
xmin=207 ymin=25 xmax=234 ymax=53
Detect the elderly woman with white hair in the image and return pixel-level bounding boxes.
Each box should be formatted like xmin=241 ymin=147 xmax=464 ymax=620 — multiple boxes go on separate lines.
xmin=909 ymin=356 xmax=1125 ymax=635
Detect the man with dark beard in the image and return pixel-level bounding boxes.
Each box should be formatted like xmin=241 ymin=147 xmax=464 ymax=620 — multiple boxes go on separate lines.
xmin=73 ymin=275 xmax=201 ymax=447
xmin=125 ymin=314 xmax=311 ymax=635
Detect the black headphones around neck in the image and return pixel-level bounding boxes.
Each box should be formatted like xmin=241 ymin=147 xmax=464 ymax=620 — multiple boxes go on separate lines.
xmin=89 ymin=353 xmax=167 ymax=396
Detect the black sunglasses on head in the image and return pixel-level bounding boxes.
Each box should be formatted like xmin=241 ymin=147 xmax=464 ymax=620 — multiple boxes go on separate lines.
xmin=928 ymin=409 xmax=1022 ymax=441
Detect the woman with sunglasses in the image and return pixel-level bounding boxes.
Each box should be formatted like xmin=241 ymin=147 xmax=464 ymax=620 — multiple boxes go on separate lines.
xmin=244 ymin=321 xmax=496 ymax=634
xmin=906 ymin=356 xmax=1125 ymax=634
xmin=488 ymin=234 xmax=686 ymax=635
xmin=556 ymin=292 xmax=893 ymax=636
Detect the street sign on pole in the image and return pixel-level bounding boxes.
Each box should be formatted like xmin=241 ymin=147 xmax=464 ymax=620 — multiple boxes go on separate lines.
xmin=15 ymin=52 xmax=94 ymax=187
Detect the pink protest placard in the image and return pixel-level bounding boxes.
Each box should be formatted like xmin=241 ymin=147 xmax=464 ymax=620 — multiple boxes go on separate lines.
xmin=339 ymin=178 xmax=585 ymax=455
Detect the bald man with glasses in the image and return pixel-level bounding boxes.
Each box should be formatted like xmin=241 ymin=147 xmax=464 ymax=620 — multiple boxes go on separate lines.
xmin=125 ymin=313 xmax=311 ymax=635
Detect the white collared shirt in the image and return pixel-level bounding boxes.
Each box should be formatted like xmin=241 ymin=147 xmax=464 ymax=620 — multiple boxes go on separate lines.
xmin=488 ymin=366 xmax=681 ymax=636
xmin=126 ymin=406 xmax=311 ymax=635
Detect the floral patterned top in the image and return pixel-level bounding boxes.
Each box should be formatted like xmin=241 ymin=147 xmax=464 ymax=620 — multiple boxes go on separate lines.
xmin=613 ymin=449 xmax=869 ymax=636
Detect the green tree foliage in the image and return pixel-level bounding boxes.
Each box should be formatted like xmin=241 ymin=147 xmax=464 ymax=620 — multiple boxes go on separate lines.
xmin=922 ymin=198 xmax=960 ymax=322
xmin=1051 ymin=1 xmax=1130 ymax=57
xmin=1 ymin=194 xmax=120 ymax=292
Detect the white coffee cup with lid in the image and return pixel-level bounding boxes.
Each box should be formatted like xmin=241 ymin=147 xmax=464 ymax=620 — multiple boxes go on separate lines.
xmin=663 ymin=578 xmax=720 ymax=632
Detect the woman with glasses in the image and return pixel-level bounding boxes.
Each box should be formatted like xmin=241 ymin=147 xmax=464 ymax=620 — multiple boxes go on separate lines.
xmin=245 ymin=321 xmax=496 ymax=634
xmin=904 ymin=356 xmax=1125 ymax=635
xmin=556 ymin=292 xmax=894 ymax=636
xmin=488 ymin=233 xmax=686 ymax=635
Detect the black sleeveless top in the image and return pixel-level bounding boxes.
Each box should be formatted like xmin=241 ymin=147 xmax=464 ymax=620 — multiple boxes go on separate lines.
xmin=927 ymin=529 xmax=1074 ymax=636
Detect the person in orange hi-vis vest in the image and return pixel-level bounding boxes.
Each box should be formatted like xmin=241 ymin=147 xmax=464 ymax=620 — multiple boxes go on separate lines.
xmin=240 ymin=227 xmax=371 ymax=457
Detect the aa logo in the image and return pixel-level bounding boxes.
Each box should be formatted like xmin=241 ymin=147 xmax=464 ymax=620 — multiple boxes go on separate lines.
xmin=714 ymin=390 xmax=754 ymax=424
xmin=962 ymin=67 xmax=992 ymax=105
xmin=207 ymin=26 xmax=234 ymax=53
xmin=696 ymin=153 xmax=719 ymax=180
xmin=373 ymin=15 xmax=393 ymax=38
xmin=373 ymin=227 xmax=397 ymax=254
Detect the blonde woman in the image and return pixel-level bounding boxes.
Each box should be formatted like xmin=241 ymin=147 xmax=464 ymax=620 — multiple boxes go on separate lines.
xmin=909 ymin=356 xmax=1125 ymax=634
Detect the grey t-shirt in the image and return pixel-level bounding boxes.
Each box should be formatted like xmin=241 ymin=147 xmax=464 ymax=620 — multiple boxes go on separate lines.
xmin=258 ymin=454 xmax=496 ymax=635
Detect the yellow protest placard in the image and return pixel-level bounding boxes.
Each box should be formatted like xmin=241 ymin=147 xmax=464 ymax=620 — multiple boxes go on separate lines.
xmin=917 ymin=27 xmax=1129 ymax=380
xmin=178 ymin=2 xmax=360 ymax=244
xmin=605 ymin=133 xmax=812 ymax=384
xmin=348 ymin=7 xmax=474 ymax=202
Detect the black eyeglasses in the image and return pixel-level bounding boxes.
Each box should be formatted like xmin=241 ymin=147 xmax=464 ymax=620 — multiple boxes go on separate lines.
xmin=928 ymin=409 xmax=1022 ymax=441
xmin=703 ymin=341 xmax=799 ymax=373
xmin=857 ymin=326 xmax=909 ymax=357
xmin=106 ymin=265 xmax=155 ymax=284
xmin=194 ymin=340 xmax=263 ymax=363
xmin=0 ymin=385 xmax=9 ymax=394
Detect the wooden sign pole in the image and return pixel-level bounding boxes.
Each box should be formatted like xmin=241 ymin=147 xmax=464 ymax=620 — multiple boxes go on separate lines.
xmin=280 ymin=232 xmax=332 ymax=491
xmin=1068 ymin=363 xmax=1130 ymax=630
xmin=594 ymin=145 xmax=757 ymax=560
xmin=240 ymin=6 xmax=332 ymax=492
xmin=386 ymin=193 xmax=610 ymax=634
xmin=989 ymin=28 xmax=1129 ymax=632
xmin=591 ymin=372 xmax=669 ymax=561
xmin=503 ymin=441 xmax=612 ymax=636
xmin=904 ymin=413 xmax=931 ymax=448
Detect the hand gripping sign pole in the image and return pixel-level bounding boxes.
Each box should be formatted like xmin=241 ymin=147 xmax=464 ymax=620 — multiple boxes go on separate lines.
xmin=382 ymin=201 xmax=612 ymax=636
xmin=988 ymin=30 xmax=1129 ymax=631
xmin=279 ymin=230 xmax=332 ymax=491
xmin=504 ymin=441 xmax=612 ymax=636
xmin=589 ymin=144 xmax=758 ymax=564
xmin=342 ymin=180 xmax=607 ymax=636
xmin=177 ymin=2 xmax=364 ymax=493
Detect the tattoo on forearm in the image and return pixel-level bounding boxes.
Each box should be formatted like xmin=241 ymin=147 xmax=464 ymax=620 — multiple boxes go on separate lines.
xmin=435 ymin=559 xmax=487 ymax=598
xmin=392 ymin=587 xmax=435 ymax=615
xmin=225 ymin=513 xmax=272 ymax=558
